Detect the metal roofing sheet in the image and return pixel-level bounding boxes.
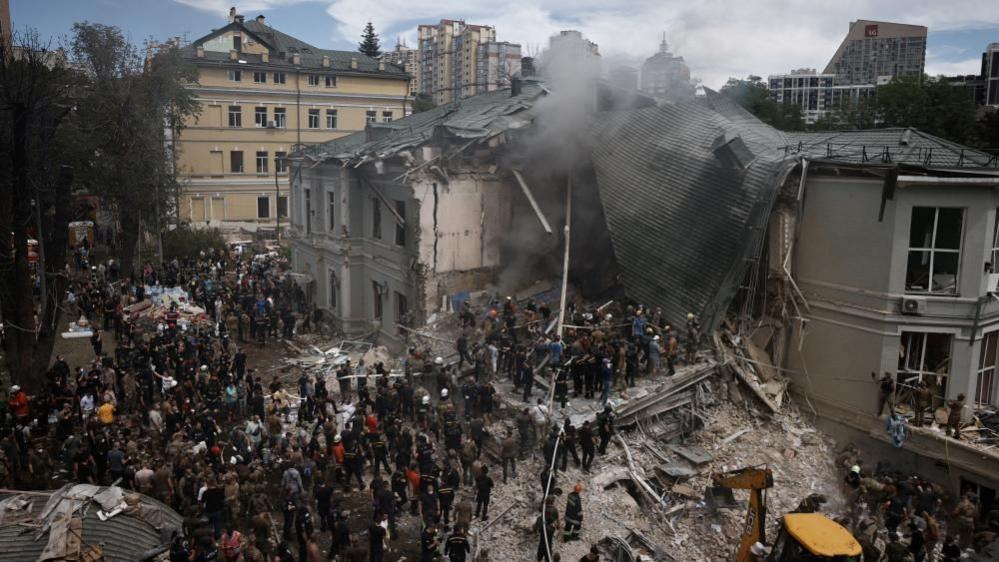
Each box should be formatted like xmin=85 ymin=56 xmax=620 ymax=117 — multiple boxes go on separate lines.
xmin=589 ymin=93 xmax=795 ymax=332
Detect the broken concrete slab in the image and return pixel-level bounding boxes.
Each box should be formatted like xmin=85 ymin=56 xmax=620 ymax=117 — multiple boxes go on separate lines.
xmin=666 ymin=444 xmax=713 ymax=466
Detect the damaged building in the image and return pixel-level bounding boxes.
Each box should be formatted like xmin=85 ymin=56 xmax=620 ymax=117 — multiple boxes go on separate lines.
xmin=289 ymin=77 xmax=999 ymax=498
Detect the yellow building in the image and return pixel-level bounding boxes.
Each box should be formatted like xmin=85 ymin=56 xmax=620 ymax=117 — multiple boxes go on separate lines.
xmin=174 ymin=10 xmax=410 ymax=229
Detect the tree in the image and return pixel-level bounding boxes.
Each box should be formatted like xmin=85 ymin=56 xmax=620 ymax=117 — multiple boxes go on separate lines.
xmin=358 ymin=21 xmax=381 ymax=58
xmin=412 ymin=93 xmax=436 ymax=113
xmin=976 ymin=110 xmax=999 ymax=151
xmin=63 ymin=22 xmax=198 ymax=275
xmin=720 ymin=75 xmax=805 ymax=131
xmin=873 ymin=76 xmax=977 ymax=144
xmin=0 ymin=30 xmax=77 ymax=388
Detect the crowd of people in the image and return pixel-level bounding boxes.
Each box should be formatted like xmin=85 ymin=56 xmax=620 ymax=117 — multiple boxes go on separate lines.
xmin=6 ymin=241 xmax=996 ymax=562
xmin=1 ymin=244 xmax=701 ymax=562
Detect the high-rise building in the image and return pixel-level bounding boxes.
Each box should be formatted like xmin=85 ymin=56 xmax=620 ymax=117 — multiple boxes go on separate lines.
xmin=767 ymin=70 xmax=875 ymax=124
xmin=476 ymin=41 xmax=521 ymax=93
xmin=384 ymin=39 xmax=420 ymax=97
xmin=418 ymin=20 xmax=520 ymax=105
xmin=639 ymin=37 xmax=693 ymax=100
xmin=767 ymin=20 xmax=927 ymax=124
xmin=823 ymin=20 xmax=927 ymax=85
xmin=539 ymin=30 xmax=600 ymax=79
xmin=0 ymin=0 xmax=11 ymax=47
xmin=985 ymin=43 xmax=999 ymax=107
xmin=170 ymin=8 xmax=409 ymax=228
xmin=609 ymin=65 xmax=638 ymax=91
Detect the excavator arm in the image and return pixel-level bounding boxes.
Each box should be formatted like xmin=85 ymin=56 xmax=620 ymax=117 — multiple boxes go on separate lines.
xmin=710 ymin=466 xmax=774 ymax=562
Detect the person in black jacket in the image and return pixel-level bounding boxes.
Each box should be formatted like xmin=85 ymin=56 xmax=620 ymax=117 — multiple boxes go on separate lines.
xmin=369 ymin=511 xmax=387 ymax=562
xmin=420 ymin=523 xmax=440 ymax=562
xmin=474 ymin=465 xmax=494 ymax=520
xmin=445 ymin=525 xmax=470 ymax=562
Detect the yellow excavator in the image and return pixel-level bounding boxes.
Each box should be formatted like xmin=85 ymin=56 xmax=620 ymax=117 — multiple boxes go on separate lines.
xmin=710 ymin=466 xmax=862 ymax=562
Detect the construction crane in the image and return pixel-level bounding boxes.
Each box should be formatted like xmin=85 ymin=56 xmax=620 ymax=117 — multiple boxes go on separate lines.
xmin=710 ymin=465 xmax=862 ymax=562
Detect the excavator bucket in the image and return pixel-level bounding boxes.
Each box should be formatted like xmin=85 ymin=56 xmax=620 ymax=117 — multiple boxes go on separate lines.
xmin=704 ymin=484 xmax=741 ymax=512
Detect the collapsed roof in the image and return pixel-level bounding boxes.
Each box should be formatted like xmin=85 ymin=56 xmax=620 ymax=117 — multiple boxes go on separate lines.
xmin=0 ymin=485 xmax=183 ymax=562
xmin=292 ymin=81 xmax=997 ymax=332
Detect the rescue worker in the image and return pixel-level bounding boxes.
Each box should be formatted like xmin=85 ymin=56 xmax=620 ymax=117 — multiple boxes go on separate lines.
xmin=579 ymin=421 xmax=596 ymax=472
xmin=951 ymin=493 xmax=977 ymax=548
xmin=564 ymin=483 xmax=583 ymax=541
xmin=596 ymin=406 xmax=614 ymax=455
xmin=913 ymin=380 xmax=932 ymax=426
xmin=876 ymin=372 xmax=895 ymax=416
xmin=946 ymin=394 xmax=965 ymax=440
xmin=474 ymin=465 xmax=494 ymax=521
xmin=445 ymin=525 xmax=471 ymax=562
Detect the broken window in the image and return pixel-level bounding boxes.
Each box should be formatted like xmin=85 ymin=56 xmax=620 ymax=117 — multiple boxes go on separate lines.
xmin=372 ymin=198 xmax=382 ymax=239
xmin=978 ymin=331 xmax=998 ymax=405
xmin=328 ymin=270 xmax=337 ymax=309
xmin=991 ymin=208 xmax=999 ymax=272
xmin=394 ymin=200 xmax=406 ymax=246
xmin=334 ymin=191 xmax=336 ymax=234
xmin=905 ymin=207 xmax=963 ymax=294
xmin=396 ymin=292 xmax=409 ymax=327
xmin=372 ymin=282 xmax=383 ymax=319
xmin=898 ymin=331 xmax=951 ymax=400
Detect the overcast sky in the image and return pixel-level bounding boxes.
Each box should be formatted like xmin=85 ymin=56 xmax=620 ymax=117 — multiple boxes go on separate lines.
xmin=12 ymin=0 xmax=999 ymax=88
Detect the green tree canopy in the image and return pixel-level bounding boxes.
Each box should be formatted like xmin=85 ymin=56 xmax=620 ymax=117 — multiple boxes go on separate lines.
xmin=412 ymin=93 xmax=436 ymax=113
xmin=720 ymin=75 xmax=804 ymax=131
xmin=359 ymin=21 xmax=382 ymax=58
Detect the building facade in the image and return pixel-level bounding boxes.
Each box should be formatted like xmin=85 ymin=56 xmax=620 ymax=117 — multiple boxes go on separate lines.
xmin=823 ymin=20 xmax=927 ymax=85
xmin=985 ymin=43 xmax=999 ymax=107
xmin=383 ymin=41 xmax=420 ymax=97
xmin=417 ymin=20 xmax=521 ymax=105
xmin=639 ymin=38 xmax=693 ymax=101
xmin=172 ymin=9 xmax=409 ymax=229
xmin=476 ymin=41 xmax=522 ymax=93
xmin=767 ymin=70 xmax=875 ymax=124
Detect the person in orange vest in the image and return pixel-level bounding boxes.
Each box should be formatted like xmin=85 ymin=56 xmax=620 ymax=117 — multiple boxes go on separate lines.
xmin=8 ymin=386 xmax=29 ymax=423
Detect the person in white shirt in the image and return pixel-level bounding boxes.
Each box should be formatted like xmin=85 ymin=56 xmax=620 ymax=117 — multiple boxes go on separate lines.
xmin=80 ymin=392 xmax=95 ymax=421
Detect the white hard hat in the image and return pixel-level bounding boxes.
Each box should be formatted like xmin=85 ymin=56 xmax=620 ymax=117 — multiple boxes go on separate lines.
xmin=200 ymin=365 xmax=209 ymax=371
xmin=605 ymin=314 xmax=613 ymax=321
xmin=653 ymin=335 xmax=660 ymax=341
xmin=422 ymin=395 xmax=431 ymax=405
xmin=851 ymin=465 xmax=860 ymax=474
xmin=435 ymin=357 xmax=444 ymax=365
xmin=750 ymin=542 xmax=768 ymax=556
xmin=441 ymin=388 xmax=449 ymax=398
xmin=687 ymin=312 xmax=695 ymax=320
xmin=333 ymin=434 xmax=342 ymax=443
xmin=10 ymin=385 xmax=20 ymax=393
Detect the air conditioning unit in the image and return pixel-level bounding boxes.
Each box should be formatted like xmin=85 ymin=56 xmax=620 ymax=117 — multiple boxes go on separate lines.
xmin=988 ymin=274 xmax=999 ymax=293
xmin=266 ymin=121 xmax=276 ymax=128
xmin=900 ymin=296 xmax=927 ymax=315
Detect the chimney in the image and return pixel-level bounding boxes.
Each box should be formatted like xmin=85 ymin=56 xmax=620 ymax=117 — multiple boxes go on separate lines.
xmin=235 ymin=14 xmax=245 ymax=23
xmin=256 ymin=14 xmax=265 ymax=24
xmin=322 ymin=55 xmax=330 ymax=68
xmin=196 ymin=46 xmax=205 ymax=58
xmin=228 ymin=7 xmax=236 ymax=23
xmin=261 ymin=52 xmax=269 ymax=63
xmin=378 ymin=61 xmax=385 ymax=71
xmin=291 ymin=53 xmax=301 ymax=65
xmin=229 ymin=49 xmax=238 ymax=60
xmin=350 ymin=57 xmax=358 ymax=69
xmin=511 ymin=77 xmax=522 ymax=97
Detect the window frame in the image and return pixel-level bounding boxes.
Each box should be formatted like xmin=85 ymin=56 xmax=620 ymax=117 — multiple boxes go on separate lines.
xmin=371 ymin=197 xmax=382 ymax=240
xmin=328 ymin=269 xmax=337 ymax=309
xmin=991 ymin=208 xmax=999 ymax=270
xmin=326 ymin=109 xmax=338 ymax=129
xmin=230 ymin=150 xmax=244 ymax=173
xmin=228 ymin=69 xmax=242 ymax=82
xmin=365 ymin=110 xmax=377 ymax=124
xmin=273 ymin=107 xmax=287 ymax=128
xmin=273 ymin=72 xmax=286 ymax=84
xmin=254 ymin=106 xmax=267 ymax=127
xmin=252 ymin=71 xmax=266 ymax=84
xmin=977 ymin=331 xmax=998 ymax=405
xmin=905 ymin=207 xmax=964 ymax=295
xmin=327 ymin=190 xmax=336 ymax=232
xmin=898 ymin=331 xmax=952 ymax=396
xmin=382 ymin=111 xmax=393 ymax=123
xmin=275 ymin=152 xmax=288 ymax=174
xmin=307 ymin=108 xmax=320 ymax=129
xmin=394 ymin=200 xmax=406 ymax=246
xmin=325 ymin=75 xmax=337 ymax=88
xmin=256 ymin=196 xmax=270 ymax=219
xmin=277 ymin=195 xmax=288 ymax=218
xmin=255 ymin=151 xmax=268 ymax=174
xmin=308 ymin=74 xmax=320 ymax=86
xmin=227 ymin=105 xmax=242 ymax=128
xmin=372 ymin=282 xmax=383 ymax=319
xmin=396 ymin=291 xmax=409 ymax=327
